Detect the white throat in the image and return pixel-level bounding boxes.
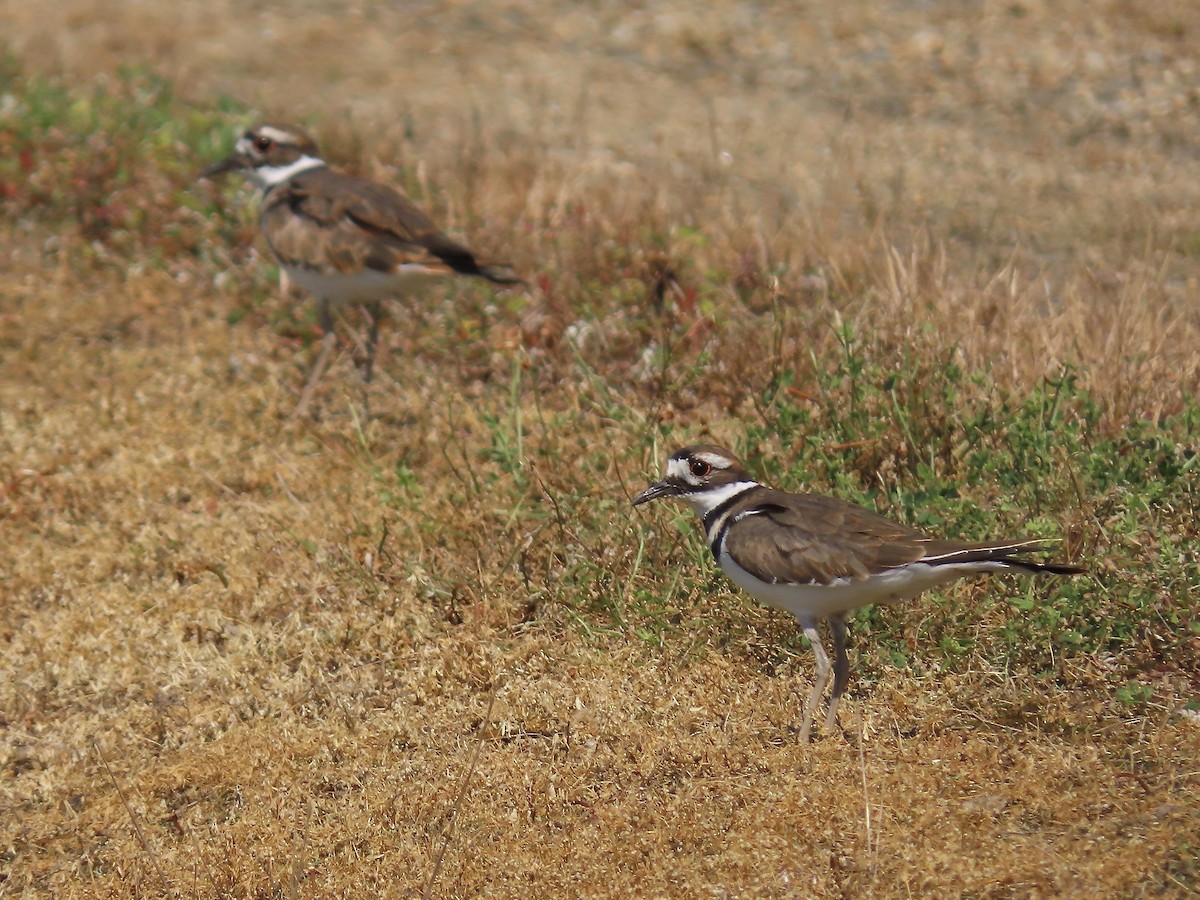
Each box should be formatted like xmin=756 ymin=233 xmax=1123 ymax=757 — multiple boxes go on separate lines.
xmin=685 ymin=481 xmax=758 ymax=519
xmin=251 ymin=155 xmax=325 ymax=190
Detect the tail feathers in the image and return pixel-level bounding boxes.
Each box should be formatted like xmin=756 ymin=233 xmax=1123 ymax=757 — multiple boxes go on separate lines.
xmin=925 ymin=538 xmax=1084 ymax=576
xmin=421 ymin=231 xmax=524 ymax=285
xmin=441 ymin=251 xmax=523 ymax=285
xmin=1001 ymin=557 xmax=1087 ymax=576
xmin=474 ymin=262 xmax=524 ymax=286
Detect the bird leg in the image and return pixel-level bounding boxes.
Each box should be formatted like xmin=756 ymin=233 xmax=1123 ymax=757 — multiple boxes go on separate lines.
xmin=295 ymin=297 xmax=336 ymax=418
xmin=824 ymin=613 xmax=850 ymax=735
xmin=361 ymin=301 xmax=382 ymax=384
xmin=798 ymin=616 xmax=831 ymax=744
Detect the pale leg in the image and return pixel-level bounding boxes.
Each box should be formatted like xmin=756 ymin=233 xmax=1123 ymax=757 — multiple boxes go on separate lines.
xmin=296 ymin=297 xmax=335 ymax=418
xmin=798 ymin=616 xmax=830 ymax=744
xmin=362 ymin=301 xmax=382 ymax=384
xmin=824 ymin=613 xmax=850 ymax=734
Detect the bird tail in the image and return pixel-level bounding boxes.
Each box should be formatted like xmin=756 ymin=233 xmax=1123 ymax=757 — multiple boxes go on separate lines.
xmin=1001 ymin=556 xmax=1087 ymax=576
xmin=474 ymin=262 xmax=524 ymax=286
xmin=925 ymin=538 xmax=1085 ymax=576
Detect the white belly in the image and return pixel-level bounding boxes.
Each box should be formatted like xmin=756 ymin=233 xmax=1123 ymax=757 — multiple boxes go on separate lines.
xmin=285 ymin=265 xmax=443 ymax=305
xmin=717 ymin=549 xmax=1007 ymax=621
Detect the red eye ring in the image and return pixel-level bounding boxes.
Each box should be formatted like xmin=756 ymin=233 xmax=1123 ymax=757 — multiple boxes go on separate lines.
xmin=254 ymin=135 xmax=274 ymax=152
xmin=689 ymin=460 xmax=712 ymax=477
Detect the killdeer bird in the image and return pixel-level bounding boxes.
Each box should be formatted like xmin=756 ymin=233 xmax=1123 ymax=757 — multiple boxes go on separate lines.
xmin=633 ymin=445 xmax=1084 ymax=742
xmin=202 ymin=123 xmax=521 ymax=413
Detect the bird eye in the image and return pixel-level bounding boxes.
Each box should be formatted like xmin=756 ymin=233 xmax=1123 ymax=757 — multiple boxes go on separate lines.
xmin=689 ymin=460 xmax=712 ymax=477
xmin=254 ymin=135 xmax=274 ymax=152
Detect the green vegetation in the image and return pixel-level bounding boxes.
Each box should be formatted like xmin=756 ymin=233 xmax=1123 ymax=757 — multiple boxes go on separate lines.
xmin=0 ymin=63 xmax=240 ymax=255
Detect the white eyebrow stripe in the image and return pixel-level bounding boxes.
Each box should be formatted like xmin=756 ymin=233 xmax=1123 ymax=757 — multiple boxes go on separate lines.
xmin=259 ymin=125 xmax=298 ymax=144
xmin=695 ymin=451 xmax=732 ymax=469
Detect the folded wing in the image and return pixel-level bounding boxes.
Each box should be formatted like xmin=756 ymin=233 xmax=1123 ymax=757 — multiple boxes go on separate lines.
xmin=263 ymin=168 xmax=521 ymax=284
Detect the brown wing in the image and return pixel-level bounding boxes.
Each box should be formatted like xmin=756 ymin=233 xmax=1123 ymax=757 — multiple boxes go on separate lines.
xmin=722 ymin=491 xmax=937 ymax=585
xmin=722 ymin=491 xmax=1082 ymax=584
xmin=262 ymin=168 xmax=519 ymax=283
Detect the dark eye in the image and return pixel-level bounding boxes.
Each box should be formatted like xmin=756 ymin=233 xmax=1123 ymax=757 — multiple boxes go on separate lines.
xmin=689 ymin=459 xmax=712 ymax=477
xmin=254 ymin=135 xmax=274 ymax=152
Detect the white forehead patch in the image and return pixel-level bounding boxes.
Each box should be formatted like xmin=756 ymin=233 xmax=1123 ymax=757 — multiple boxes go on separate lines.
xmin=666 ymin=458 xmax=690 ymax=480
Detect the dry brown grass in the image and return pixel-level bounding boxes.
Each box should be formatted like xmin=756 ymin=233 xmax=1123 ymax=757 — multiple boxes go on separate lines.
xmin=3 ymin=2 xmax=1200 ymax=897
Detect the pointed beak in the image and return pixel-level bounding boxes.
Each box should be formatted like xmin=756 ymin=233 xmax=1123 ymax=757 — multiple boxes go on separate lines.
xmin=200 ymin=152 xmax=250 ymax=179
xmin=632 ymin=479 xmax=679 ymax=507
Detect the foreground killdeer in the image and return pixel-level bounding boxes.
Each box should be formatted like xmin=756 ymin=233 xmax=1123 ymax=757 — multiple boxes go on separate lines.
xmin=202 ymin=123 xmax=520 ymax=413
xmin=633 ymin=445 xmax=1084 ymax=742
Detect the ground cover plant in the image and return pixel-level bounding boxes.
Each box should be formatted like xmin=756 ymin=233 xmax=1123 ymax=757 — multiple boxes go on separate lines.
xmin=2 ymin=3 xmax=1199 ymax=895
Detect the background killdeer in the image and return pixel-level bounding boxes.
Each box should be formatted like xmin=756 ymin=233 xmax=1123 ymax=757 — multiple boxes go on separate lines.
xmin=633 ymin=444 xmax=1084 ymax=742
xmin=202 ymin=123 xmax=521 ymax=413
